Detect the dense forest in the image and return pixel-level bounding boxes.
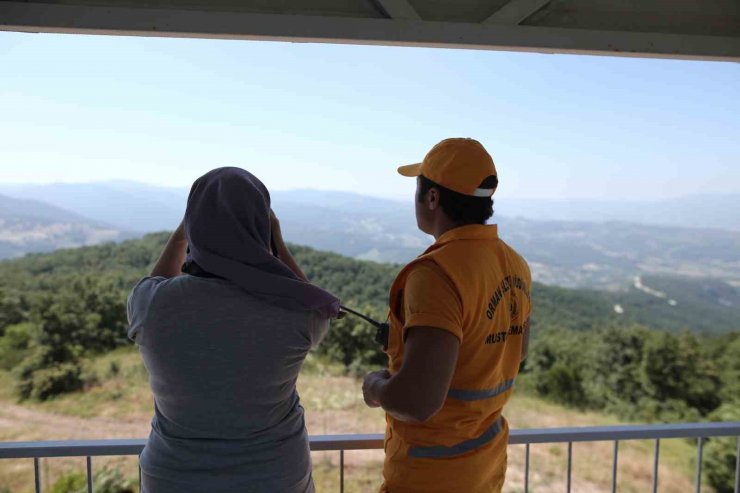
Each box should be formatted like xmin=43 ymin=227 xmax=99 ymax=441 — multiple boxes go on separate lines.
xmin=0 ymin=233 xmax=738 ymax=491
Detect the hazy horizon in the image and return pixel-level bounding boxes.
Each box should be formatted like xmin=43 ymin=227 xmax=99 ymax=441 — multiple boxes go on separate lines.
xmin=1 ymin=178 xmax=739 ymax=205
xmin=2 ymin=179 xmax=740 ymax=235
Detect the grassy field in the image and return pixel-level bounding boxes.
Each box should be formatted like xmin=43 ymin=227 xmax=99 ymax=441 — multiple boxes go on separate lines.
xmin=0 ymin=348 xmax=713 ymax=492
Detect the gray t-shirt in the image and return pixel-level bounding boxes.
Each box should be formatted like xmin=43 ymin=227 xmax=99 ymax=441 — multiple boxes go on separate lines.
xmin=127 ymin=274 xmax=329 ymax=493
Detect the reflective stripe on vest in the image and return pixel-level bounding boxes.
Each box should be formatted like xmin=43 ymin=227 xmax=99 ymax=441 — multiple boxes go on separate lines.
xmin=447 ymin=379 xmax=515 ymax=401
xmin=408 ymin=417 xmax=503 ymax=459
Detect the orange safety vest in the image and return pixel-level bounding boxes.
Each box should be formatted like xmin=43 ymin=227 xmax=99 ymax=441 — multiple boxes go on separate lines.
xmin=381 ymin=224 xmax=531 ymax=493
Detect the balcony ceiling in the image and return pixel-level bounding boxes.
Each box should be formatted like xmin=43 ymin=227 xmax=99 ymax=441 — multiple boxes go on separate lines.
xmin=1 ymin=0 xmax=739 ymax=61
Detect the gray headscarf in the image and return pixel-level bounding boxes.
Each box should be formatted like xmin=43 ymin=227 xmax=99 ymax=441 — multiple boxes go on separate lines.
xmin=184 ymin=167 xmax=340 ymax=319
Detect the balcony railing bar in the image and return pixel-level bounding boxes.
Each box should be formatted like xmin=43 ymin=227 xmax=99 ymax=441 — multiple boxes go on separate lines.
xmin=5 ymin=423 xmax=740 ymax=460
xmin=3 ymin=422 xmax=738 ymax=493
xmin=508 ymin=422 xmax=740 ymax=444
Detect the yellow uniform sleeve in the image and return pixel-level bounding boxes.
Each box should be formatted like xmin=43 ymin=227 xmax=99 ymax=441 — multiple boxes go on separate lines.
xmin=402 ymin=261 xmax=464 ymax=343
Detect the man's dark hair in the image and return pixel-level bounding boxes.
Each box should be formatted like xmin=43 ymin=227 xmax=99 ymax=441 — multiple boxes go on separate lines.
xmin=417 ymin=175 xmax=497 ymax=225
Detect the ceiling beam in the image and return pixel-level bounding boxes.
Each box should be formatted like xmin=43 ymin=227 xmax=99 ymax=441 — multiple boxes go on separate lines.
xmin=484 ymin=0 xmax=550 ymax=25
xmin=1 ymin=2 xmax=739 ymax=62
xmin=373 ymin=0 xmax=421 ymax=20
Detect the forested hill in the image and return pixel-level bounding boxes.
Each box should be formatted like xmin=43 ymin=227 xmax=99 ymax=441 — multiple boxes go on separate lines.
xmin=2 ymin=234 xmax=737 ymax=491
xmin=0 ymin=232 xmax=737 ymax=335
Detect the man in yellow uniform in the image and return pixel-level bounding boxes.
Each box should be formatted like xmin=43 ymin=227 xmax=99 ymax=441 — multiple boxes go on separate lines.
xmin=363 ymin=138 xmax=532 ymax=493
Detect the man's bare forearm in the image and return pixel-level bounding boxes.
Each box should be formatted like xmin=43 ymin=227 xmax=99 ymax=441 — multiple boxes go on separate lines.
xmin=374 ymin=376 xmax=429 ymax=423
xmin=366 ymin=371 xmax=437 ymax=423
xmin=363 ymin=327 xmax=459 ymax=423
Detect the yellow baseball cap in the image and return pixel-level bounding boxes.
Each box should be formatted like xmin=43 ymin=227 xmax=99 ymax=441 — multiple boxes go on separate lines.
xmin=398 ymin=138 xmax=498 ymax=197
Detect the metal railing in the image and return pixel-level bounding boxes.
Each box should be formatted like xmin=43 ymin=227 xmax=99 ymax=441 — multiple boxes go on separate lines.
xmin=1 ymin=422 xmax=739 ymax=493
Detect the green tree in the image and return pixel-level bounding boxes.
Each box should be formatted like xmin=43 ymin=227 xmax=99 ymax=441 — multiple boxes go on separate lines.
xmin=0 ymin=288 xmax=25 ymax=335
xmin=51 ymin=467 xmax=135 ymax=493
xmin=705 ymin=403 xmax=740 ymax=493
xmin=640 ymin=331 xmax=721 ymax=416
xmin=317 ymin=302 xmax=387 ymax=374
xmin=14 ymin=291 xmax=89 ymax=400
xmin=527 ymin=328 xmax=588 ymax=407
xmin=717 ymin=336 xmax=740 ymax=403
xmin=0 ymin=321 xmax=36 ymax=369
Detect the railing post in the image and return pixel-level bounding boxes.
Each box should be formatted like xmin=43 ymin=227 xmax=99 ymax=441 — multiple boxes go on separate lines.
xmin=566 ymin=442 xmax=572 ymax=493
xmin=34 ymin=457 xmax=41 ymax=493
xmin=734 ymin=436 xmax=739 ymax=493
xmin=611 ymin=440 xmax=619 ymax=493
xmin=339 ymin=449 xmax=344 ymax=493
xmin=524 ymin=443 xmax=530 ymax=493
xmin=695 ymin=437 xmax=704 ymax=493
xmin=652 ymin=439 xmax=660 ymax=493
xmin=86 ymin=455 xmax=93 ymax=493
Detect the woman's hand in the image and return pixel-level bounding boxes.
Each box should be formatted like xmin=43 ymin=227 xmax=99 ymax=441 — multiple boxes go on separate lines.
xmin=269 ymin=209 xmax=283 ymax=246
xmin=149 ymin=219 xmax=188 ymax=278
xmin=269 ymin=209 xmax=309 ymax=282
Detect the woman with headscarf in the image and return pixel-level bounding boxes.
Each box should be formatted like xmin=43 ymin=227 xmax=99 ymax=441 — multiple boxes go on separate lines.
xmin=127 ymin=167 xmax=341 ymax=493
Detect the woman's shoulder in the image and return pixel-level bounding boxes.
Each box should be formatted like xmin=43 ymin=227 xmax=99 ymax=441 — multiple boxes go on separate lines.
xmin=131 ymin=274 xmax=326 ymax=324
xmin=127 ymin=276 xmax=171 ymax=341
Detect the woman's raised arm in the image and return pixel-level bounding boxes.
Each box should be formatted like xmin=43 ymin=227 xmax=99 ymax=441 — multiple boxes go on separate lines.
xmin=269 ymin=210 xmax=309 ymax=282
xmin=150 ymin=220 xmax=188 ymax=278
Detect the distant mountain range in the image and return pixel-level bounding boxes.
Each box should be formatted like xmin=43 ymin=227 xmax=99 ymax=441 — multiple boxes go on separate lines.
xmin=0 ymin=193 xmax=129 ymax=259
xmin=495 ymin=193 xmax=740 ymax=231
xmin=1 ymin=182 xmax=738 ymax=291
xmin=0 ymin=182 xmax=187 ymax=233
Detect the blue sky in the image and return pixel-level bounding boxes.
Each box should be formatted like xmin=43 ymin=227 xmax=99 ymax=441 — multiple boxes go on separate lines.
xmin=0 ymin=32 xmax=738 ymax=201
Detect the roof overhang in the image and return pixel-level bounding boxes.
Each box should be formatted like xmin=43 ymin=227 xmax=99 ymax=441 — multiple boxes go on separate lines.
xmin=1 ymin=0 xmax=739 ymax=61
